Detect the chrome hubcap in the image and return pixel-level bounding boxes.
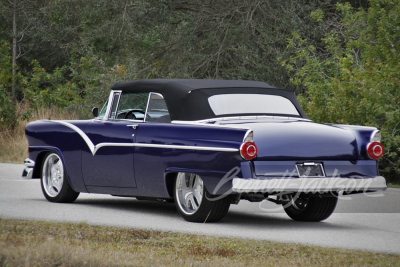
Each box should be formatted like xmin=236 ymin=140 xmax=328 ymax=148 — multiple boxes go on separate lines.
xmin=42 ymin=154 xmax=64 ymax=197
xmin=176 ymin=173 xmax=203 ymax=215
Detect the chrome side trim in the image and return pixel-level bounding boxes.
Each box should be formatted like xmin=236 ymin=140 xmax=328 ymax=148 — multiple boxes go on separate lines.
xmin=196 ymin=116 xmax=312 ymax=123
xmin=93 ymin=142 xmax=238 ymax=154
xmin=171 ymin=120 xmax=250 ymax=130
xmin=93 ymin=143 xmax=136 ymax=155
xmin=232 ymin=176 xmax=387 ymax=193
xmin=50 ymin=120 xmax=239 ymax=155
xmin=134 ymin=143 xmax=238 ymax=152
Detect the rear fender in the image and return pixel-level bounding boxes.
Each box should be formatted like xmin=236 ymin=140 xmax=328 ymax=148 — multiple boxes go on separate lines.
xmin=165 ymin=164 xmax=252 ymax=196
xmin=331 ymin=124 xmax=379 ymax=160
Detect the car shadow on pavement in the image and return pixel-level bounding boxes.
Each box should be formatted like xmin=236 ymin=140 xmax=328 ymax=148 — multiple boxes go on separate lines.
xmin=28 ymin=197 xmax=353 ymax=230
xmin=75 ymin=197 xmax=179 ymax=216
xmin=223 ymin=210 xmax=350 ymax=230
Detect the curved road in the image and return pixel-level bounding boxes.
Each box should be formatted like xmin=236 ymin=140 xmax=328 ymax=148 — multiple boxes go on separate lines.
xmin=1 ymin=163 xmax=399 ymax=254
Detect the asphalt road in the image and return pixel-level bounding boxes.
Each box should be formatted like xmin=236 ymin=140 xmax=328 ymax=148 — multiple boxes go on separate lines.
xmin=1 ymin=163 xmax=399 ymax=254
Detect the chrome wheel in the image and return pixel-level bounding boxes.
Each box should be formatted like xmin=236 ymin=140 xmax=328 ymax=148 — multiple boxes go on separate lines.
xmin=175 ymin=173 xmax=204 ymax=215
xmin=42 ymin=153 xmax=64 ymax=197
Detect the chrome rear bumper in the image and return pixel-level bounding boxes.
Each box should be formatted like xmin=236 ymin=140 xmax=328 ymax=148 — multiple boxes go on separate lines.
xmin=22 ymin=158 xmax=35 ymax=179
xmin=232 ymin=176 xmax=387 ymax=193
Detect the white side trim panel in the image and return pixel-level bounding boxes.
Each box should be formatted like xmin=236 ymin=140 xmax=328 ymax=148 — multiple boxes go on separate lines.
xmin=53 ymin=120 xmax=96 ymax=154
xmin=50 ymin=120 xmax=238 ymax=155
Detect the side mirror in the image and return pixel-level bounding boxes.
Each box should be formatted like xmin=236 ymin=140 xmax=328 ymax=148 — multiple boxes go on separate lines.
xmin=92 ymin=107 xmax=99 ymax=117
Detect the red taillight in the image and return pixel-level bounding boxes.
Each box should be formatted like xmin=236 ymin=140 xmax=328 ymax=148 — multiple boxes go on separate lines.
xmin=367 ymin=142 xmax=384 ymax=160
xmin=240 ymin=142 xmax=257 ymax=160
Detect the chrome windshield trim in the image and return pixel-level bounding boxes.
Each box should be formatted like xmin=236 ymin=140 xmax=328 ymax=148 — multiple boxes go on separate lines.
xmin=104 ymin=90 xmax=122 ymax=120
xmin=143 ymin=92 xmax=153 ymax=122
xmin=111 ymin=92 xmax=122 ymax=120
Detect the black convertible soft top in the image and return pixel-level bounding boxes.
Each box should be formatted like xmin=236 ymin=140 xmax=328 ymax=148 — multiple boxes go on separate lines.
xmin=112 ymin=79 xmax=307 ymax=121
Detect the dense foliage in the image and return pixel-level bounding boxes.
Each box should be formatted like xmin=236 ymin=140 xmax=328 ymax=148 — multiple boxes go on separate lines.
xmin=0 ymin=0 xmax=398 ymax=181
xmin=282 ymin=0 xmax=400 ymax=181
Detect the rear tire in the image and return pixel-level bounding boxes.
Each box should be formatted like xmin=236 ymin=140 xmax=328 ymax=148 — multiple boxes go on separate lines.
xmin=40 ymin=152 xmax=79 ymax=203
xmin=174 ymin=173 xmax=231 ymax=222
xmin=282 ymin=193 xmax=337 ymax=222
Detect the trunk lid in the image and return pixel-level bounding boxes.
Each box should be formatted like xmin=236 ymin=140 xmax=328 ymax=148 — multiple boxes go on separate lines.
xmin=219 ymin=118 xmax=358 ymax=160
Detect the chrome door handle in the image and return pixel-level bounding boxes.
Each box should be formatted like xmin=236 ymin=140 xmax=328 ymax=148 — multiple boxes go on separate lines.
xmin=127 ymin=124 xmax=138 ymax=129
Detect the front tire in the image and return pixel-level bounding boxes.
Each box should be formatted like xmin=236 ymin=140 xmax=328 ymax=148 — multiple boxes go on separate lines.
xmin=282 ymin=193 xmax=338 ymax=222
xmin=174 ymin=173 xmax=231 ymax=222
xmin=40 ymin=152 xmax=79 ymax=203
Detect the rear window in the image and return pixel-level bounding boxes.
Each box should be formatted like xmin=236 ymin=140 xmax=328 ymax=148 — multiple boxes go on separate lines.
xmin=208 ymin=94 xmax=299 ymax=116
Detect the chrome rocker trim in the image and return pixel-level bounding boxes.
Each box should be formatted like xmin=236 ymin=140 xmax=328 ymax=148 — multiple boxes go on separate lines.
xmin=232 ymin=176 xmax=387 ymax=193
xmin=22 ymin=158 xmax=35 ymax=179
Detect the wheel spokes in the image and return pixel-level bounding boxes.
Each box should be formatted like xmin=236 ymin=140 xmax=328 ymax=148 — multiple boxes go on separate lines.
xmin=192 ymin=176 xmax=203 ymax=203
xmin=186 ymin=194 xmax=198 ymax=210
xmin=43 ymin=154 xmax=64 ymax=198
xmin=176 ymin=173 xmax=204 ymax=215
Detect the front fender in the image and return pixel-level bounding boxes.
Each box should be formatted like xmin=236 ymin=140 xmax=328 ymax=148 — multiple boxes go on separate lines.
xmin=25 ymin=120 xmax=90 ymax=193
xmin=27 ymin=147 xmax=87 ymax=193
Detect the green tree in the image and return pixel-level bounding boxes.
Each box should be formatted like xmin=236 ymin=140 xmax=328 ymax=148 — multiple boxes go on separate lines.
xmin=282 ymin=0 xmax=400 ymax=182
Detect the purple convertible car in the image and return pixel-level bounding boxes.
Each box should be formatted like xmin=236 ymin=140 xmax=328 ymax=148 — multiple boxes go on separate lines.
xmin=22 ymin=79 xmax=386 ymax=222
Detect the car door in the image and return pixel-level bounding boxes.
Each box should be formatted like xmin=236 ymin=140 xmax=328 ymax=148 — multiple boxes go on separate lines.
xmin=81 ymin=91 xmax=149 ymax=188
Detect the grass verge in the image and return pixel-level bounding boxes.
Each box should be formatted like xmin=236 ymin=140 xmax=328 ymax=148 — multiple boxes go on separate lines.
xmin=0 ymin=218 xmax=399 ymax=266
